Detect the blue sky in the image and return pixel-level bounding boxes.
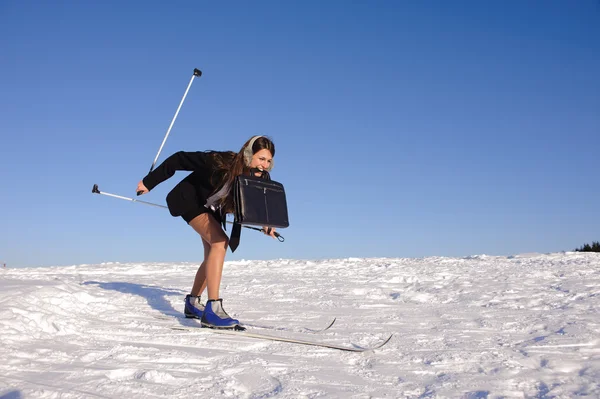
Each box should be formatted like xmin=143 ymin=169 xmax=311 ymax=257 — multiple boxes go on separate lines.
xmin=1 ymin=1 xmax=598 ymax=267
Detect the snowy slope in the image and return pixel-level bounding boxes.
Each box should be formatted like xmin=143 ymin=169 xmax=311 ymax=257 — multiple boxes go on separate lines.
xmin=1 ymin=253 xmax=599 ymax=398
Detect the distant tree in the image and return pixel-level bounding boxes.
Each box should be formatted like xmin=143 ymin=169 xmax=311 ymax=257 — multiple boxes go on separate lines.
xmin=574 ymin=241 xmax=600 ymax=252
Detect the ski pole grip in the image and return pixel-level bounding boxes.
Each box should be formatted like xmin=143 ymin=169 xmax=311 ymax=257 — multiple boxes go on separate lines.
xmin=137 ymin=191 xmax=144 ymax=196
xmin=260 ymin=227 xmax=284 ymax=242
xmin=193 ymin=68 xmax=202 ymax=77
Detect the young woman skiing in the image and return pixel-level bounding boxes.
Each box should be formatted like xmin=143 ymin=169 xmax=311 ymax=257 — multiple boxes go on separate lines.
xmin=136 ymin=136 xmax=277 ymax=329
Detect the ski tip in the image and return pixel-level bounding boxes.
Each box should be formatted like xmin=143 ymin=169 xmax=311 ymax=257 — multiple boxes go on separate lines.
xmin=326 ymin=317 xmax=337 ymax=330
xmin=353 ymin=333 xmax=394 ymax=352
xmin=304 ymin=317 xmax=337 ymax=333
xmin=374 ymin=334 xmax=394 ymax=350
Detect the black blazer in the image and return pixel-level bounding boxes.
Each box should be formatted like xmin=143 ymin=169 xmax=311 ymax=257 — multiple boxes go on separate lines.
xmin=143 ymin=151 xmax=233 ymax=218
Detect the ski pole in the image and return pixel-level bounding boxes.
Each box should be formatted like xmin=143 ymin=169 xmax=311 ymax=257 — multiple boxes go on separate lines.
xmin=149 ymin=68 xmax=202 ymax=174
xmin=92 ymin=184 xmax=167 ymax=209
xmin=92 ymin=184 xmax=284 ymax=242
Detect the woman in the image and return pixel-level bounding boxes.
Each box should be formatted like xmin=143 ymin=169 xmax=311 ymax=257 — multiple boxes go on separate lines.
xmin=136 ymin=136 xmax=277 ymax=329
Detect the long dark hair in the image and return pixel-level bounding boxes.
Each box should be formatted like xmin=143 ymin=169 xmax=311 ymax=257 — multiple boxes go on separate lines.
xmin=205 ymin=136 xmax=275 ymax=213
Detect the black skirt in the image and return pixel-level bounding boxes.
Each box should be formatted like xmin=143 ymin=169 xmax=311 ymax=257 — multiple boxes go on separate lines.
xmin=181 ymin=206 xmax=221 ymax=225
xmin=167 ymin=180 xmax=222 ymax=226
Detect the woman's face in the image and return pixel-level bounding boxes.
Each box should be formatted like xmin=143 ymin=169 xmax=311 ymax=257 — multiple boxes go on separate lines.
xmin=250 ymin=149 xmax=273 ymax=175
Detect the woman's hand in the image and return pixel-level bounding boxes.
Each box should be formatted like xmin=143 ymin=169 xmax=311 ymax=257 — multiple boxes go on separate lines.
xmin=136 ymin=181 xmax=149 ymax=195
xmin=262 ymin=227 xmax=277 ymax=239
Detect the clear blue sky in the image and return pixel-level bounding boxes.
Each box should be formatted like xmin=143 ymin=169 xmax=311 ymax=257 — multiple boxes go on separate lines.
xmin=1 ymin=1 xmax=599 ymax=267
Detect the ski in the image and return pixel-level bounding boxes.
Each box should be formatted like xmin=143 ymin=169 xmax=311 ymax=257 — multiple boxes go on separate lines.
xmin=153 ymin=313 xmax=336 ymax=334
xmin=240 ymin=317 xmax=337 ymax=333
xmin=171 ymin=325 xmax=393 ymax=352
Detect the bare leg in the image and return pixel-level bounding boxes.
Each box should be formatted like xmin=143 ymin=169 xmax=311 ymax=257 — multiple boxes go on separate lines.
xmin=190 ymin=239 xmax=211 ymax=296
xmin=188 ymin=213 xmax=229 ymax=300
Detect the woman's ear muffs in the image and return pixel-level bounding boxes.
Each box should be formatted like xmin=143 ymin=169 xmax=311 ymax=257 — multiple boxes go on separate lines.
xmin=244 ymin=135 xmax=274 ymax=172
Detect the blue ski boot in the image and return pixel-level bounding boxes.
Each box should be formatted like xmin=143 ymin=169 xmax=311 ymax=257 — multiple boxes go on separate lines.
xmin=184 ymin=294 xmax=205 ymax=319
xmin=201 ymin=299 xmax=240 ymax=329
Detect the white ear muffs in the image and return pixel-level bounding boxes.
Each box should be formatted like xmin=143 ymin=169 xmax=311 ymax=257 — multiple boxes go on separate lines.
xmin=243 ymin=136 xmax=260 ymax=167
xmin=243 ymin=135 xmax=274 ymax=172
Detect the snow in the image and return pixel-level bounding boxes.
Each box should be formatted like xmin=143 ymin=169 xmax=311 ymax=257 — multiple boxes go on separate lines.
xmin=1 ymin=253 xmax=599 ymax=398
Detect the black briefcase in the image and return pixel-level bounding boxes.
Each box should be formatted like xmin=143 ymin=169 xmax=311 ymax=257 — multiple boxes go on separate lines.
xmin=233 ymin=175 xmax=289 ymax=228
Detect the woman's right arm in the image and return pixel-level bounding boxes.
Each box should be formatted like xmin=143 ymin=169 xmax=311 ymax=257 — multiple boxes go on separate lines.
xmin=137 ymin=151 xmax=208 ymax=194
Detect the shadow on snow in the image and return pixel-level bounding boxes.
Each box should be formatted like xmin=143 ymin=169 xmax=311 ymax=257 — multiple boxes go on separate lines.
xmin=83 ymin=281 xmax=187 ymax=321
